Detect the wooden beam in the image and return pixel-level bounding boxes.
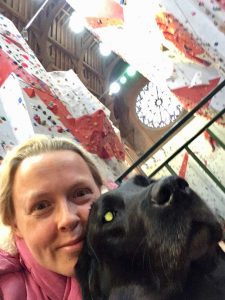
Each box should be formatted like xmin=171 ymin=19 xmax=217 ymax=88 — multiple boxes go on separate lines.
xmin=48 ymin=36 xmax=78 ymax=60
xmin=0 ymin=1 xmax=26 ymax=23
xmin=39 ymin=0 xmax=66 ymax=31
xmin=47 ymin=36 xmax=103 ymax=79
xmin=0 ymin=0 xmax=104 ymax=98
xmin=37 ymin=0 xmax=66 ymax=68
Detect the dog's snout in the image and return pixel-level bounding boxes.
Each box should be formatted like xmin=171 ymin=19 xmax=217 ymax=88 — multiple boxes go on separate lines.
xmin=151 ymin=176 xmax=189 ymax=206
xmin=175 ymin=177 xmax=189 ymax=190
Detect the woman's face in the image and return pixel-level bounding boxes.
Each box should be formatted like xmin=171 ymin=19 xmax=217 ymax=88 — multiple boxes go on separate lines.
xmin=12 ymin=150 xmax=101 ymax=276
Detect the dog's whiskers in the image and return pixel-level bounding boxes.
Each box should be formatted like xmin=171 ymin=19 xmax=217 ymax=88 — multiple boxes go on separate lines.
xmin=160 ymin=251 xmax=170 ymax=283
xmin=144 ymin=242 xmax=155 ymax=278
xmin=159 ymin=220 xmax=170 ymax=283
xmin=142 ymin=241 xmax=147 ymax=269
xmin=130 ymin=236 xmax=146 ymax=268
xmin=88 ymin=241 xmax=100 ymax=265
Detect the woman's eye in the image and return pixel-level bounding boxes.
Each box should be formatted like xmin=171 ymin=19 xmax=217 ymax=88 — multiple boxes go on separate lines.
xmin=33 ymin=201 xmax=50 ymax=211
xmin=72 ymin=188 xmax=93 ymax=204
xmin=73 ymin=188 xmax=91 ymax=198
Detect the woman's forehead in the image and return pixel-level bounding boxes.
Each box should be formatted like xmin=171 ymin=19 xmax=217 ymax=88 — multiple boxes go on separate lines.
xmin=21 ymin=150 xmax=86 ymax=169
xmin=13 ymin=150 xmax=93 ymax=187
xmin=12 ymin=151 xmax=97 ymax=202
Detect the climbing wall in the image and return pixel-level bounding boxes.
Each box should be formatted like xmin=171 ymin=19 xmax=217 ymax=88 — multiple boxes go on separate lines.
xmin=0 ymin=14 xmax=127 ymax=183
xmin=82 ymin=0 xmax=225 ymax=123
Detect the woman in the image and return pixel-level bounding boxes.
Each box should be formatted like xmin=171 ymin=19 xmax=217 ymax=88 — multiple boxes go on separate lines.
xmin=0 ymin=135 xmax=103 ymax=299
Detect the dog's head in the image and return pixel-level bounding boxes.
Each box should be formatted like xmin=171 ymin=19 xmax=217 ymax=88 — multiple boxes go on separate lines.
xmin=76 ymin=175 xmax=222 ymax=298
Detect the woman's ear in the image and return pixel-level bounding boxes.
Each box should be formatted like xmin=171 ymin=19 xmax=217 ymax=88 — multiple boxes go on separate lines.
xmin=0 ymin=222 xmax=17 ymax=254
xmin=12 ymin=220 xmax=23 ymax=238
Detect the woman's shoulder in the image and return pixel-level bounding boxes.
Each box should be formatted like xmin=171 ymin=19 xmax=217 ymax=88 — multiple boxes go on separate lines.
xmin=0 ymin=225 xmax=27 ymax=298
xmin=0 ymin=249 xmax=27 ymax=299
xmin=0 ymin=224 xmax=20 ymax=274
xmin=0 ymin=248 xmax=22 ymax=274
xmin=0 ymin=223 xmax=25 ymax=299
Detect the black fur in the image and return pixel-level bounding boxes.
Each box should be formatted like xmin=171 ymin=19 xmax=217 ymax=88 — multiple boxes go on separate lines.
xmin=76 ymin=175 xmax=225 ymax=300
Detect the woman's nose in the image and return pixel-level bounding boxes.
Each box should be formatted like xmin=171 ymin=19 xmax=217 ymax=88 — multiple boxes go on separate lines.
xmin=57 ymin=199 xmax=80 ymax=232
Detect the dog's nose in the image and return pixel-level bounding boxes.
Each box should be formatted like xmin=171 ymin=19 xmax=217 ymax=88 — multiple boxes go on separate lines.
xmin=151 ymin=176 xmax=189 ymax=205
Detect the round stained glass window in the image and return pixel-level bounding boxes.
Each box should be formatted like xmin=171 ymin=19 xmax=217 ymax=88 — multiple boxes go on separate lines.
xmin=136 ymin=81 xmax=183 ymax=129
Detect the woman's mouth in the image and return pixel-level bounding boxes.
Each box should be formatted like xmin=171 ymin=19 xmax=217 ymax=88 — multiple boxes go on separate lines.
xmin=58 ymin=238 xmax=84 ymax=253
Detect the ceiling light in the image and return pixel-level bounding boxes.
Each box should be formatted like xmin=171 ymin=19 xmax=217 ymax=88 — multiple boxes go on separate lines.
xmin=69 ymin=11 xmax=85 ymax=33
xmin=99 ymin=42 xmax=112 ymax=56
xmin=126 ymin=66 xmax=136 ymax=77
xmin=119 ymin=76 xmax=127 ymax=84
xmin=109 ymin=82 xmax=121 ymax=95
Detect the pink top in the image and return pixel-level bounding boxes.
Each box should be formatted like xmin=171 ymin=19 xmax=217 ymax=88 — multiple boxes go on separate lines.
xmin=0 ymin=238 xmax=82 ymax=300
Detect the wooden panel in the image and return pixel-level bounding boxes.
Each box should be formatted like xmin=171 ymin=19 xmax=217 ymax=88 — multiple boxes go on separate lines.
xmin=0 ymin=0 xmax=113 ymax=99
xmin=0 ymin=0 xmax=34 ymax=20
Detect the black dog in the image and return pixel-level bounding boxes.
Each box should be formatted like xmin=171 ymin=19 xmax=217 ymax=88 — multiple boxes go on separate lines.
xmin=76 ymin=175 xmax=225 ymax=300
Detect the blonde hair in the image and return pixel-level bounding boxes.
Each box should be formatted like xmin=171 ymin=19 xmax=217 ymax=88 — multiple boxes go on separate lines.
xmin=0 ymin=135 xmax=103 ymax=227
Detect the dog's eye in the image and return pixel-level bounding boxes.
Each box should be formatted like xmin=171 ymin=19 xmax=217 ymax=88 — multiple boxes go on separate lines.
xmin=104 ymin=211 xmax=114 ymax=222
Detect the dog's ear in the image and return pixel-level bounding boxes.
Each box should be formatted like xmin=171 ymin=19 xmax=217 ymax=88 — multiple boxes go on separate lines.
xmin=75 ymin=244 xmax=92 ymax=299
xmin=76 ymin=241 xmax=107 ymax=300
xmin=75 ymin=242 xmax=101 ymax=300
xmin=133 ymin=175 xmax=152 ymax=187
xmin=189 ymin=221 xmax=223 ymax=274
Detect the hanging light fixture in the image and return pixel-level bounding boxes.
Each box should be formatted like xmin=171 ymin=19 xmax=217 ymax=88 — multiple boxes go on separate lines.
xmin=69 ymin=11 xmax=85 ymax=33
xmin=119 ymin=75 xmax=127 ymax=84
xmin=126 ymin=66 xmax=136 ymax=77
xmin=99 ymin=42 xmax=112 ymax=56
xmin=109 ymin=81 xmax=121 ymax=95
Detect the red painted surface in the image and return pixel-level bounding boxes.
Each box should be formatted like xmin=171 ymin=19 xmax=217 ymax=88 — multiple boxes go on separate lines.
xmin=0 ymin=49 xmax=125 ymax=160
xmin=84 ymin=0 xmax=124 ymax=28
xmin=74 ymin=109 xmax=125 ymax=160
xmin=179 ymin=152 xmax=189 ymax=178
xmin=171 ymin=78 xmax=220 ymax=117
xmin=217 ymin=0 xmax=225 ymax=10
xmin=156 ymin=12 xmax=210 ymax=66
xmin=0 ymin=49 xmax=51 ymax=93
